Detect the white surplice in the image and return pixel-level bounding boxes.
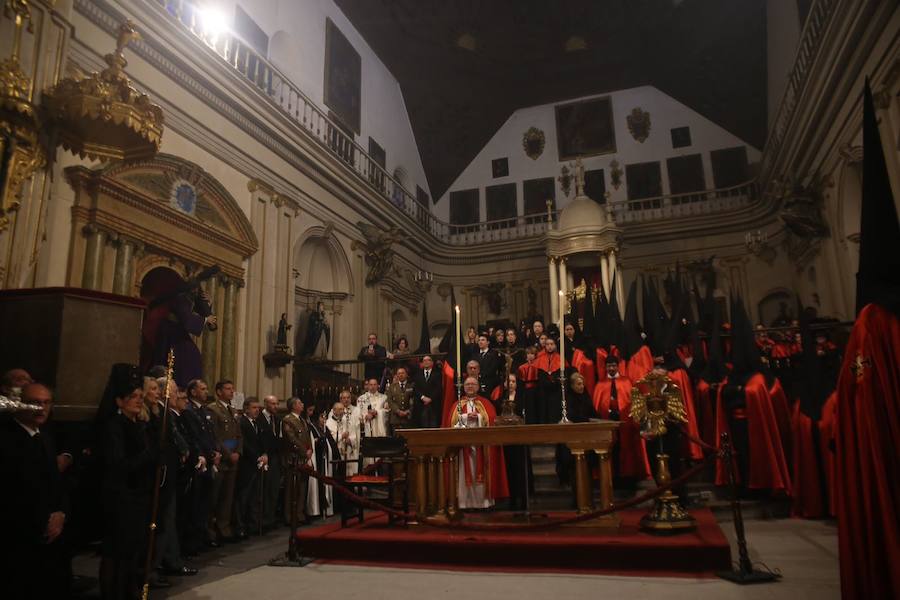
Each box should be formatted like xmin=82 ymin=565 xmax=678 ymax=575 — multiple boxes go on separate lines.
xmin=455 ymin=399 xmax=494 ymax=509
xmin=326 ymin=409 xmax=360 ymax=476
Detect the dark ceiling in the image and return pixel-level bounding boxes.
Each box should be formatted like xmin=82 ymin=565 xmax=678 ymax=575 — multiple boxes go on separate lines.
xmin=335 ymin=0 xmax=768 ymax=200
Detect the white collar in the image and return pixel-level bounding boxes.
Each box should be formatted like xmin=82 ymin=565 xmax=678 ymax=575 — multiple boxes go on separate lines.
xmin=16 ymin=419 xmax=39 ymax=437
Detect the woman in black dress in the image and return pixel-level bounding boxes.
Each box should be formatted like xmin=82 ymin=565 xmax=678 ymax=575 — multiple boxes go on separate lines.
xmin=99 ymin=366 xmax=156 ymax=600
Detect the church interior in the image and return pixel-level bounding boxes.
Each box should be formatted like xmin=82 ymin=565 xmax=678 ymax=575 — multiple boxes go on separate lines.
xmin=0 ymin=0 xmax=898 ymax=599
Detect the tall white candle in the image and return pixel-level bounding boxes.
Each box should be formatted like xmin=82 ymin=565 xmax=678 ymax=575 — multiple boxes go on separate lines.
xmin=455 ymin=305 xmax=461 ymax=382
xmin=558 ymin=290 xmax=565 ymax=372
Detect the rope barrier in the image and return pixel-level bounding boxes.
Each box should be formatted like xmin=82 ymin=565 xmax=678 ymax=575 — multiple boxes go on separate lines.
xmin=291 ymin=432 xmax=723 ymax=532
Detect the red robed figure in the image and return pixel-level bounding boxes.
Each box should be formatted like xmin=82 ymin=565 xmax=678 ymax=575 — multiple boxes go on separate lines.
xmin=714 ymin=373 xmax=791 ymax=494
xmin=626 ymin=345 xmax=654 ymax=383
xmin=592 ymin=376 xmax=650 ymax=479
xmin=834 ymin=304 xmax=900 ymax=600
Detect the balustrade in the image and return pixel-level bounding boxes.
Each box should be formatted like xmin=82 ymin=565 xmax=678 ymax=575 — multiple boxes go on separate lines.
xmin=152 ymin=0 xmax=780 ymax=245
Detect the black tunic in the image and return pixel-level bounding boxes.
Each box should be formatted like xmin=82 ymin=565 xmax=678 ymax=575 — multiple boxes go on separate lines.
xmin=102 ymin=413 xmax=157 ymax=559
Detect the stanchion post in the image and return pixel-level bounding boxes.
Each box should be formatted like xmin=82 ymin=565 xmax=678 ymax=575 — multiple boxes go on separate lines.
xmin=268 ymin=461 xmax=313 ymax=567
xmin=715 ymin=432 xmax=781 ymax=584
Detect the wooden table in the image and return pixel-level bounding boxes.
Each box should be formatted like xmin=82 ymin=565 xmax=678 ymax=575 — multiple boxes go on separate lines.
xmin=399 ymin=421 xmax=620 ymax=524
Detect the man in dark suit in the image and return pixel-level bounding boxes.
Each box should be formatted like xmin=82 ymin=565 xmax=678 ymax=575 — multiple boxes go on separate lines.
xmin=256 ymin=395 xmax=282 ymax=531
xmin=235 ymin=397 xmax=266 ymax=538
xmin=357 ymin=332 xmax=388 ymax=384
xmin=183 ymin=379 xmax=218 ymax=550
xmin=0 ymin=383 xmax=69 ymax=599
xmin=474 ymin=333 xmax=502 ymax=398
xmin=413 ymin=355 xmax=443 ymax=428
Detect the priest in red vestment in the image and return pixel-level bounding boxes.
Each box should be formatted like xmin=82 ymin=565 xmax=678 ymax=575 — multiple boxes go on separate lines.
xmin=592 ymin=356 xmax=650 ymax=480
xmin=447 ymin=377 xmax=510 ymax=508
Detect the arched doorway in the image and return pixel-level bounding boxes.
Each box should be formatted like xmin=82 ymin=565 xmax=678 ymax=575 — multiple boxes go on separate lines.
xmin=65 ymin=154 xmax=258 ymax=384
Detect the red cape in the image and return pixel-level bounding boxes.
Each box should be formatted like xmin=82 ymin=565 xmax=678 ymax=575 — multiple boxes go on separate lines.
xmin=595 ymin=346 xmax=626 ymax=383
xmin=592 ymin=377 xmax=650 ymax=479
xmin=819 ymin=392 xmax=838 ymax=516
xmin=668 ymin=368 xmax=704 ymax=461
xmin=790 ymin=399 xmax=828 ymax=518
xmin=694 ymin=379 xmax=718 ymax=447
xmin=714 ymin=373 xmax=791 ymax=494
xmin=768 ymin=378 xmax=793 ymax=462
xmin=834 ymin=304 xmax=900 ymax=600
xmin=569 ymin=349 xmax=596 ymax=396
xmin=626 ymin=345 xmax=654 ymax=383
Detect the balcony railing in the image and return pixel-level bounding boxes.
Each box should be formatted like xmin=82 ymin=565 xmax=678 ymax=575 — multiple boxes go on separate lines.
xmin=760 ymin=0 xmax=838 ymax=184
xmin=610 ymin=181 xmax=758 ymax=225
xmin=153 ymin=0 xmax=765 ymax=244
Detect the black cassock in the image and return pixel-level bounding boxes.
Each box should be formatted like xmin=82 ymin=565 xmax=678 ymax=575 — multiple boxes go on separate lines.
xmin=555 ymin=390 xmax=597 ymax=487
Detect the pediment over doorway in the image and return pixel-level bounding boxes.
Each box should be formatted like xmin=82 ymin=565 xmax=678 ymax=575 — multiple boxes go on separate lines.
xmin=66 ymin=154 xmax=258 ymax=281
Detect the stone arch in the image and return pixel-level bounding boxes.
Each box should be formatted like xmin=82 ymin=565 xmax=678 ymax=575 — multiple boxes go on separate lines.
xmin=757 ymin=287 xmax=793 ymax=326
xmin=292 ymin=225 xmax=353 ymax=297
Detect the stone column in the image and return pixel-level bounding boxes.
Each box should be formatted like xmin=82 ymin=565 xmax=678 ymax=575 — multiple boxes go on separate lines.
xmin=599 ymin=251 xmax=610 ymax=299
xmin=202 ymin=276 xmax=220 ymax=383
xmin=81 ymin=224 xmax=106 ymax=290
xmin=219 ymin=276 xmax=237 ymax=381
xmin=111 ymin=237 xmax=135 ymax=295
xmin=547 ymin=256 xmax=559 ymax=319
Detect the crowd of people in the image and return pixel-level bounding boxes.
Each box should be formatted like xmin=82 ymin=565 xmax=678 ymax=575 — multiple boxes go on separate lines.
xmin=0 ymin=275 xmax=847 ymax=599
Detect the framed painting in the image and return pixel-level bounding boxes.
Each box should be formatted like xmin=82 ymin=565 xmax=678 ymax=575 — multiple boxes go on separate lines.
xmin=324 ymin=18 xmax=361 ymax=134
xmin=555 ymin=97 xmax=616 ymax=160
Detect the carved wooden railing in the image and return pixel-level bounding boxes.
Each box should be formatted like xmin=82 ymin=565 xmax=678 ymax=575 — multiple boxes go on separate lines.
xmin=151 ymin=1 xmax=795 ymax=244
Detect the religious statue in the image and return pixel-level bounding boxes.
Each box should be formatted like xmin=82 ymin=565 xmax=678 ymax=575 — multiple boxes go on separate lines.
xmin=275 ymin=313 xmax=292 ymax=352
xmin=354 ymin=222 xmax=402 ymax=286
xmin=141 ymin=265 xmax=219 ymax=387
xmin=300 ymin=301 xmax=331 ymax=359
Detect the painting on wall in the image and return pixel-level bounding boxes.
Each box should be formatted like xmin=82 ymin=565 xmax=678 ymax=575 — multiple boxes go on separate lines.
xmin=449 ymin=189 xmax=480 ymax=225
xmin=523 ymin=177 xmax=556 ymax=215
xmin=324 ymin=18 xmax=361 ymax=134
xmin=486 ymin=183 xmax=517 ymax=224
xmin=555 ymin=97 xmax=616 ymax=160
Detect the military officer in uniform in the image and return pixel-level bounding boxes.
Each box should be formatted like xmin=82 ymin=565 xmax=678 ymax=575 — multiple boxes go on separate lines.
xmin=281 ymin=397 xmax=313 ymax=525
xmin=386 ymin=366 xmax=415 ymax=434
xmin=207 ymin=380 xmax=242 ymax=543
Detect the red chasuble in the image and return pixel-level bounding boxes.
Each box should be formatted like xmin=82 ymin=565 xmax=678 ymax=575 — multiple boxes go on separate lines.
xmin=834 ymin=304 xmax=900 ymax=600
xmin=592 ymin=376 xmax=650 ymax=479
xmin=667 ymin=368 xmax=703 ymax=461
xmin=446 ymin=396 xmax=510 ymax=500
xmin=714 ymin=373 xmax=791 ymax=494
xmin=626 ymin=345 xmax=654 ymax=383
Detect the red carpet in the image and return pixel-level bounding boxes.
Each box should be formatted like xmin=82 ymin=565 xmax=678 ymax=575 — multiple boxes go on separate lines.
xmin=295 ymin=509 xmax=732 ymax=576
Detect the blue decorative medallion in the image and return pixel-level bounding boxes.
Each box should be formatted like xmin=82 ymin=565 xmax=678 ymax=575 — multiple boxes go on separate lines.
xmin=172 ymin=182 xmax=197 ymax=215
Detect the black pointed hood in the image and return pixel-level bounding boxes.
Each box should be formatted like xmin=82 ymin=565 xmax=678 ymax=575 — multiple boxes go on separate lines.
xmin=622 ymin=280 xmax=644 ymax=360
xmin=857 ymin=78 xmax=900 ymax=315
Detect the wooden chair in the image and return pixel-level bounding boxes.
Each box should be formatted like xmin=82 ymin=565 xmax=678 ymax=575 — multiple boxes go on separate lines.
xmin=331 ymin=436 xmax=409 ymax=527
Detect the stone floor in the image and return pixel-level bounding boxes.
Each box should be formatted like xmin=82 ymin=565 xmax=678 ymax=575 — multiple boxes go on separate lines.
xmin=72 ymin=515 xmax=840 ymax=599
